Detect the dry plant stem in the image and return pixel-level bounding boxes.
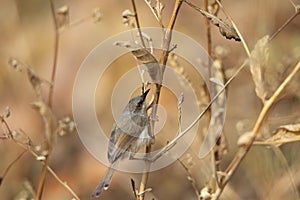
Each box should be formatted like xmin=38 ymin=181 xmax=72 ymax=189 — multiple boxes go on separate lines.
xmin=37 ymin=0 xmax=60 ymax=198
xmin=1 ymin=150 xmax=26 ymax=185
xmin=37 ymin=1 xmax=59 ymax=198
xmin=143 ymin=0 xmax=164 ymax=28
xmin=131 ymin=0 xmax=152 ymax=198
xmin=267 ymin=158 xmax=300 ymax=199
xmin=203 ymin=0 xmax=212 ymax=58
xmin=48 ymin=0 xmax=59 ymax=107
xmin=203 ymin=0 xmax=220 ymax=191
xmin=67 ymin=15 xmax=91 ymax=29
xmin=270 ymin=146 xmax=299 ymax=197
xmin=32 ymin=149 xmax=80 ymax=200
xmin=215 ymin=0 xmax=250 ymax=57
xmin=269 ymin=9 xmax=300 ymax=41
xmin=138 ymin=1 xmax=183 ymax=199
xmin=203 ymin=0 xmax=212 ymax=87
xmin=131 ymin=0 xmax=146 ymax=48
xmin=178 ymin=159 xmax=201 ymax=198
xmin=1 ymin=119 xmax=80 ymax=199
xmin=151 ymin=61 xmax=247 ymax=161
xmin=131 ymin=179 xmax=138 ymax=199
xmin=36 ymin=155 xmax=48 ymax=199
xmin=212 ymin=61 xmax=300 ymax=200
xmin=159 ymin=0 xmax=183 ymax=69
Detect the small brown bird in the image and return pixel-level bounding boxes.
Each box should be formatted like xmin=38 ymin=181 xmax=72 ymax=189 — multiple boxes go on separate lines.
xmin=92 ymin=89 xmax=150 ymax=198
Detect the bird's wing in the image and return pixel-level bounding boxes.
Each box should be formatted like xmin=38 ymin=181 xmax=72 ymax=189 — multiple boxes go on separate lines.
xmin=107 ymin=125 xmax=138 ymax=163
xmin=107 ymin=109 xmax=147 ymax=163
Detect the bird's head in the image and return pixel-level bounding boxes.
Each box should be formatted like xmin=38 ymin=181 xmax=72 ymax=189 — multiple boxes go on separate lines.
xmin=128 ymin=89 xmax=150 ymax=113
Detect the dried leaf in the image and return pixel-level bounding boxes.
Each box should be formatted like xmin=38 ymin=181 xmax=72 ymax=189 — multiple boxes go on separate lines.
xmin=114 ymin=41 xmax=162 ymax=83
xmin=184 ymin=0 xmax=240 ymax=41
xmin=254 ymin=123 xmax=300 ymax=147
xmin=131 ymin=49 xmax=162 ymax=83
xmin=8 ymin=58 xmax=49 ymax=98
xmin=26 ymin=68 xmax=43 ymax=98
xmin=249 ymin=35 xmax=270 ymax=102
xmin=31 ymin=101 xmax=58 ymax=151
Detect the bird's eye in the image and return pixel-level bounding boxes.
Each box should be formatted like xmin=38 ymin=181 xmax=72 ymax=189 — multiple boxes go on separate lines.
xmin=136 ymin=101 xmax=143 ymax=108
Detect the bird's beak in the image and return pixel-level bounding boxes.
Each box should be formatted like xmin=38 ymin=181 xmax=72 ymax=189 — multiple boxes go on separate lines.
xmin=141 ymin=89 xmax=150 ymax=100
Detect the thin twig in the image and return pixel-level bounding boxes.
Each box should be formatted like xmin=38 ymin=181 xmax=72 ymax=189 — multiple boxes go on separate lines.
xmin=130 ymin=0 xmax=152 ymax=198
xmin=131 ymin=0 xmax=146 ymax=48
xmin=37 ymin=1 xmax=60 ymax=198
xmin=1 ymin=118 xmax=80 ymax=200
xmin=150 ymin=61 xmax=248 ymax=161
xmin=203 ymin=0 xmax=221 ymax=192
xmin=67 ymin=15 xmax=91 ymax=29
xmin=212 ymin=61 xmax=300 ymax=199
xmin=269 ymin=8 xmax=300 ymax=41
xmin=48 ymin=0 xmax=60 ymax=107
xmin=138 ymin=1 xmax=183 ymax=199
xmin=143 ymin=0 xmax=164 ymax=28
xmin=36 ymin=156 xmax=48 ymax=199
xmin=0 ymin=150 xmax=27 ymax=185
xmin=178 ymin=159 xmax=201 ymax=198
xmin=215 ymin=0 xmax=250 ymax=57
xmin=131 ymin=179 xmax=138 ymax=199
xmin=159 ymin=0 xmax=183 ymax=69
xmin=270 ymin=146 xmax=299 ymax=197
xmin=204 ymin=0 xmax=212 ymax=58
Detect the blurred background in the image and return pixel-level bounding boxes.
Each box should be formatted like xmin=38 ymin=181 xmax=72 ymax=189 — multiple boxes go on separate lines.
xmin=0 ymin=0 xmax=300 ymax=199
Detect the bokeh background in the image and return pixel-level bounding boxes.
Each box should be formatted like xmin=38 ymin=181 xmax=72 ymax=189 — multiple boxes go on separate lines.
xmin=0 ymin=0 xmax=300 ymax=199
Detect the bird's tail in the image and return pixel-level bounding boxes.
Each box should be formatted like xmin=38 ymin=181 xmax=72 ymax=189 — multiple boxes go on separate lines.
xmin=91 ymin=166 xmax=115 ymax=198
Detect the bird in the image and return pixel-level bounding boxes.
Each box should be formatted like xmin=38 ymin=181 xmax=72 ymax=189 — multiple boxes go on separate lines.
xmin=92 ymin=89 xmax=151 ymax=198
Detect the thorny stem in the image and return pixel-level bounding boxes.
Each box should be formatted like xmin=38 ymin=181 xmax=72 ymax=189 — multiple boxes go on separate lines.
xmin=138 ymin=1 xmax=183 ymax=199
xmin=1 ymin=118 xmax=80 ymax=200
xmin=213 ymin=61 xmax=300 ymax=199
xmin=269 ymin=8 xmax=300 ymax=41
